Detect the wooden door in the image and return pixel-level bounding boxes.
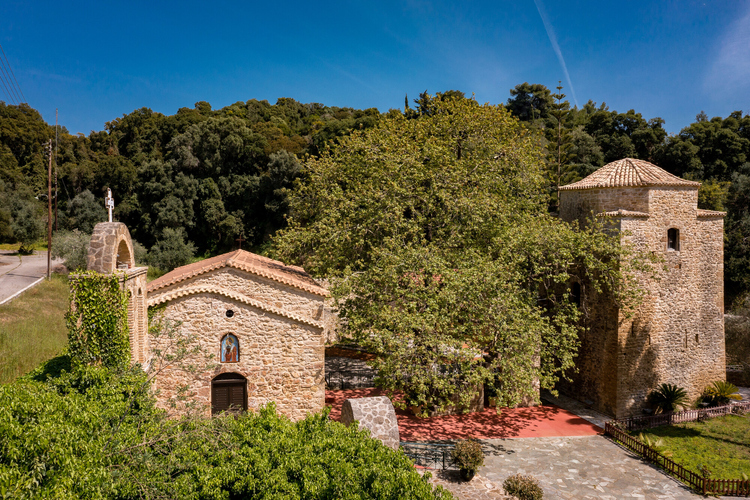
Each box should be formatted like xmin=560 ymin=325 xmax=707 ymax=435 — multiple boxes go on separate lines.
xmin=211 ymin=374 xmax=247 ymax=415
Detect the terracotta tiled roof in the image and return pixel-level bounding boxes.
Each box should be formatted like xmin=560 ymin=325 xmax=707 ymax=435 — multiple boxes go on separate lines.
xmin=147 ymin=250 xmax=328 ymax=296
xmin=696 ymin=209 xmax=726 ymax=218
xmin=559 ymin=158 xmax=700 ymax=191
xmin=147 ymin=284 xmax=324 ymax=328
xmin=597 ymin=209 xmax=650 ymax=218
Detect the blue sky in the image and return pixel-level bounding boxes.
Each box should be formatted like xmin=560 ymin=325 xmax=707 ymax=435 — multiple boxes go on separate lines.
xmin=1 ymin=1 xmax=748 ymax=135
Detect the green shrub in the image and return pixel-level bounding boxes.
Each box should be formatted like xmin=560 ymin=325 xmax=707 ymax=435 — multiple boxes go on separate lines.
xmin=51 ymin=229 xmax=90 ymax=271
xmin=503 ymin=474 xmax=544 ymax=500
xmin=701 ymin=380 xmax=742 ymax=406
xmin=64 ymin=190 xmax=107 ymax=234
xmin=648 ymin=383 xmax=689 ymax=413
xmin=451 ymin=439 xmax=484 ymax=473
xmin=0 ymin=362 xmax=451 ymax=500
xmin=66 ymin=271 xmax=130 ymax=369
xmin=132 ymin=239 xmax=148 ymax=266
xmin=147 ymin=227 xmax=195 ymax=272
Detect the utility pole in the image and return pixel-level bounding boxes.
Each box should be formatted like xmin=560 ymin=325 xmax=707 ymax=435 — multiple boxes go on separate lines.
xmin=47 ymin=139 xmax=52 ymax=280
xmin=54 ymin=109 xmax=58 ymax=232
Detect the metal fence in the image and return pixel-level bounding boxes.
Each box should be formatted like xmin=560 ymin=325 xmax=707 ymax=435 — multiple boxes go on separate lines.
xmin=605 ymin=401 xmax=750 ymax=496
xmin=324 ymin=369 xmax=376 ymax=390
xmin=400 ymin=442 xmax=456 ymax=470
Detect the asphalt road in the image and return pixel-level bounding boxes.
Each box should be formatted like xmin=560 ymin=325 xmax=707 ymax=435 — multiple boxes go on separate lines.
xmin=0 ymin=251 xmax=63 ymax=304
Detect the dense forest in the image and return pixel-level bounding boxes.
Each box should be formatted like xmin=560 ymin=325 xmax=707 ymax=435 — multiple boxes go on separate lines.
xmin=0 ymin=85 xmax=748 ymax=304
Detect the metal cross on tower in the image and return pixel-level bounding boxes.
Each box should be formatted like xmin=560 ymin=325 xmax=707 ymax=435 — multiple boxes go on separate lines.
xmin=105 ymin=188 xmax=114 ymax=222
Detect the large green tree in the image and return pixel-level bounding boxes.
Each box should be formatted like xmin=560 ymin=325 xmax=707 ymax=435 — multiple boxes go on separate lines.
xmin=274 ymin=97 xmax=646 ymax=413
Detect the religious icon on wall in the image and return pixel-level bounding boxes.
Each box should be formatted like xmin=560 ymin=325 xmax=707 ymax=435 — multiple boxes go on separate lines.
xmin=221 ymin=334 xmax=239 ymax=363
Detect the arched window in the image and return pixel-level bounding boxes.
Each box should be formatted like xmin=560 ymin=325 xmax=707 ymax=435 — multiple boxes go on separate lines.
xmin=116 ymin=239 xmax=133 ymax=269
xmin=220 ymin=334 xmax=239 ymax=363
xmin=667 ymin=228 xmax=680 ymax=251
xmin=211 ymin=372 xmax=247 ymax=414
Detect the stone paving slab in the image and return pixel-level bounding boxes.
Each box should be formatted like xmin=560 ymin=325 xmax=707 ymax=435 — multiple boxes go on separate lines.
xmin=479 ymin=436 xmax=699 ymax=499
xmin=540 ymin=390 xmax=611 ymax=430
xmin=422 ymin=470 xmax=510 ymax=499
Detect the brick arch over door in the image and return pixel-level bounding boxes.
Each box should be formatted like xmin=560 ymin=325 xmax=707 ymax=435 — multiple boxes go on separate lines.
xmin=211 ymin=372 xmax=247 ymax=415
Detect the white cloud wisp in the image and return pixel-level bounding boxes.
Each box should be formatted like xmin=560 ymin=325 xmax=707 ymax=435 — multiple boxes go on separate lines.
xmin=533 ymin=0 xmax=579 ymax=107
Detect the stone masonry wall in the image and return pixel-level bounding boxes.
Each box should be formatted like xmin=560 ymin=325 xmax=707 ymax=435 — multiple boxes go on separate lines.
xmin=559 ymin=187 xmax=651 ymax=226
xmin=124 ymin=268 xmax=148 ymax=365
xmin=340 ymin=396 xmax=400 ymax=449
xmin=150 ymin=290 xmax=325 ymax=421
xmin=87 ymin=222 xmax=135 ymax=273
xmin=154 ymin=268 xmax=325 ymax=329
xmin=556 ymin=279 xmax=622 ymax=417
xmin=559 ymin=186 xmax=725 ymax=418
xmin=615 ymin=188 xmax=725 ymax=416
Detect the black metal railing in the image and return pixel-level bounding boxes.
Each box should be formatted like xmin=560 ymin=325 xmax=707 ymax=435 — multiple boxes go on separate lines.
xmin=400 ymin=442 xmax=456 ymax=470
xmin=324 ymin=369 xmax=376 ymax=390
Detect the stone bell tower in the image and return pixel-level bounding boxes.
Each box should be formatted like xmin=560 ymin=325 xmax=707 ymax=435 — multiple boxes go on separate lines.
xmin=85 ymin=222 xmax=150 ymax=365
xmin=558 ymin=158 xmax=725 ymax=418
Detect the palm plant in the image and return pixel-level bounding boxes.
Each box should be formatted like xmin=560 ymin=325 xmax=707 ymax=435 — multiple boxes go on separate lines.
xmin=701 ymin=381 xmax=742 ymax=406
xmin=647 ymin=383 xmax=689 ymax=414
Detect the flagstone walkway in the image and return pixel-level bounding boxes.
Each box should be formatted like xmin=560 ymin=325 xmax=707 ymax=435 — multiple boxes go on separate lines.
xmin=478 ymin=436 xmax=698 ymax=499
xmin=327 ymin=388 xmax=707 ymax=498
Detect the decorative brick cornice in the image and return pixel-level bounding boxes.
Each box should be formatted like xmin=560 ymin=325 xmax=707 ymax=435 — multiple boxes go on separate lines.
xmin=147 ymin=250 xmax=328 ymax=297
xmin=147 ymin=284 xmax=324 ymax=329
xmin=696 ymin=209 xmax=726 ymax=218
xmin=597 ymin=209 xmax=650 ymax=218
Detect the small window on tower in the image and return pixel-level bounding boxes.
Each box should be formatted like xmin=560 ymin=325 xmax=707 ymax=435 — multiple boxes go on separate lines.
xmin=667 ymin=228 xmax=680 ymax=251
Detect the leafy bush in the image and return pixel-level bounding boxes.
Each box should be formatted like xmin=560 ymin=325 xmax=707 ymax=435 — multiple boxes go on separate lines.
xmin=10 ymin=199 xmax=44 ymax=253
xmin=65 ymin=189 xmax=107 ymax=233
xmin=147 ymin=227 xmax=195 ymax=272
xmin=132 ymin=239 xmax=148 ymax=266
xmin=701 ymin=381 xmax=742 ymax=407
xmin=503 ymin=474 xmax=544 ymax=500
xmin=66 ymin=271 xmax=130 ymax=368
xmin=648 ymin=383 xmax=689 ymax=413
xmin=451 ymin=439 xmax=484 ymax=474
xmin=0 ymin=362 xmax=451 ymax=499
xmin=51 ymin=229 xmax=90 ymax=271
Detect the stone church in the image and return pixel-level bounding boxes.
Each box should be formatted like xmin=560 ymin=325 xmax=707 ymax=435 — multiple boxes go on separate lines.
xmin=83 ymin=156 xmax=725 ymax=422
xmin=146 ymin=250 xmax=328 ymax=420
xmin=83 ymin=221 xmax=327 ymax=421
xmin=558 ymin=158 xmax=726 ymax=418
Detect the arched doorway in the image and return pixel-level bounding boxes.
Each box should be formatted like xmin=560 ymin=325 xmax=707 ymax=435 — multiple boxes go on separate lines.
xmin=211 ymin=372 xmax=247 ymax=415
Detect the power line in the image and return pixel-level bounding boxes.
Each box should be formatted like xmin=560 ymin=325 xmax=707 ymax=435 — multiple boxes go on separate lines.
xmin=0 ymin=54 xmax=20 ymax=104
xmin=0 ymin=59 xmax=18 ymax=105
xmin=0 ymin=44 xmax=26 ymax=103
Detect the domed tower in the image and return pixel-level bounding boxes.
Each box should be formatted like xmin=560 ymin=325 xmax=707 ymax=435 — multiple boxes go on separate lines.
xmin=559 ymin=158 xmax=726 ymax=418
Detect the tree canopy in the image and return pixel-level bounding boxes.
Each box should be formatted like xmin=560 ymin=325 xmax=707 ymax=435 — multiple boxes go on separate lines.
xmin=274 ymin=96 xmax=647 ymax=413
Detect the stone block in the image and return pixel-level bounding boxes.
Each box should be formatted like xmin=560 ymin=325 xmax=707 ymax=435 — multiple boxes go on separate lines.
xmin=340 ymin=396 xmax=399 ymax=449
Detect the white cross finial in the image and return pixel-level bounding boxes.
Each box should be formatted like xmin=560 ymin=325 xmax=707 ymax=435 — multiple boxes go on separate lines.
xmin=105 ymin=188 xmax=114 ymax=222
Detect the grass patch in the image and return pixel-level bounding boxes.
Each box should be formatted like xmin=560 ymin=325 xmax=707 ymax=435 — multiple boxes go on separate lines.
xmin=635 ymin=414 xmax=750 ymax=479
xmin=0 ymin=273 xmax=69 ymax=383
xmin=0 ymin=240 xmax=48 ymax=252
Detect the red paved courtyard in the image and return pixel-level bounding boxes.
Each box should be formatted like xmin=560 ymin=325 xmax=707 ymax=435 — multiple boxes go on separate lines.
xmin=326 ymin=388 xmax=602 ymax=441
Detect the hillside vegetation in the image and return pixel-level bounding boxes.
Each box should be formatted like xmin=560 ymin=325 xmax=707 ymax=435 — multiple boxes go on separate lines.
xmin=1 ymin=86 xmax=749 ymax=302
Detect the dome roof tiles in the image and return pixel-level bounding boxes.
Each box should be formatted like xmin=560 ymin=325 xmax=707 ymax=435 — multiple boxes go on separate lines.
xmin=559 ymin=158 xmax=700 ymax=191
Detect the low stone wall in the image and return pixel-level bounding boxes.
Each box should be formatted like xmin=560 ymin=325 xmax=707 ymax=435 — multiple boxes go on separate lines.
xmin=340 ymin=396 xmax=400 ymax=449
